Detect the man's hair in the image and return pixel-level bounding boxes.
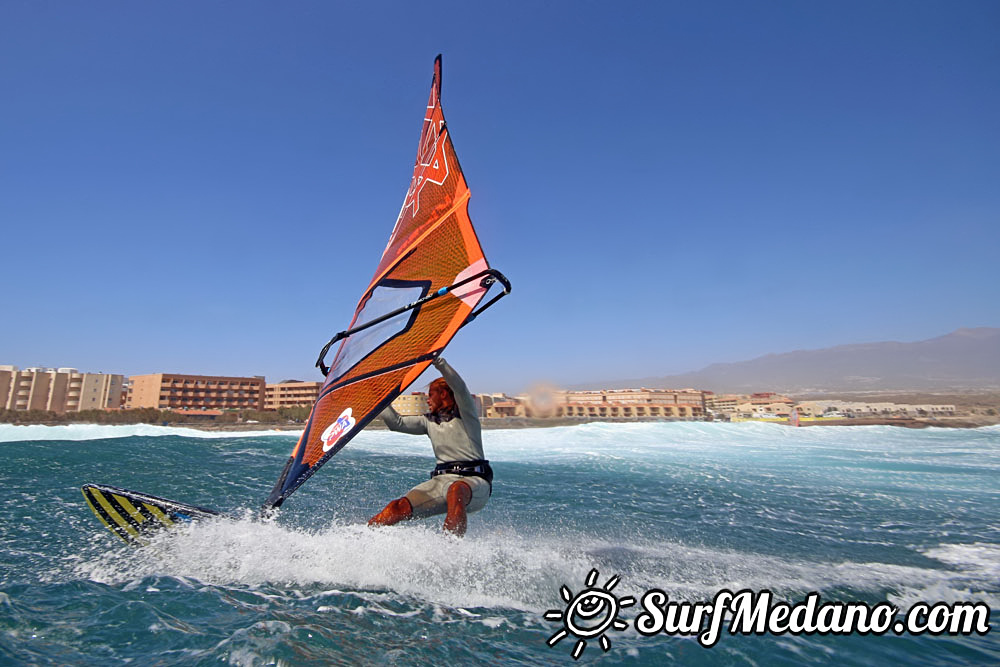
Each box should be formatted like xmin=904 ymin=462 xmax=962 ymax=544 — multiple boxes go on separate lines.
xmin=429 ymin=377 xmax=453 ymax=396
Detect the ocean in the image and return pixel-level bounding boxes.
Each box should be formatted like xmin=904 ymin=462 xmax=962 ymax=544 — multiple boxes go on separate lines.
xmin=0 ymin=421 xmax=996 ymax=665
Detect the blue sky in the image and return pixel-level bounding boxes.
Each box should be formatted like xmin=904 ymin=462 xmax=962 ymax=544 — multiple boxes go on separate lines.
xmin=2 ymin=1 xmax=998 ymax=392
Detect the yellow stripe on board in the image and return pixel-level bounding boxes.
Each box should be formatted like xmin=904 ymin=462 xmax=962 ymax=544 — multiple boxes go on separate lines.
xmin=113 ymin=494 xmax=148 ymax=525
xmin=83 ymin=494 xmax=118 ymax=533
xmin=93 ymin=490 xmax=140 ymax=538
xmin=143 ymin=503 xmax=174 ymax=526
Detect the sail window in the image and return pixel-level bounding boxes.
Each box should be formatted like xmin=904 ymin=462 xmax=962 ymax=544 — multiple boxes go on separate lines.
xmin=326 ymin=282 xmax=428 ymax=382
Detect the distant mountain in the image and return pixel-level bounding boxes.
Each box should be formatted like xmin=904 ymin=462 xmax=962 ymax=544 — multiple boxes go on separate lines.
xmin=578 ymin=328 xmax=1000 ymax=393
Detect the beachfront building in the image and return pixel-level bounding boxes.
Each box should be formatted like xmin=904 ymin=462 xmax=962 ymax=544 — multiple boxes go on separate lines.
xmin=557 ymin=401 xmax=703 ymax=418
xmin=264 ymin=380 xmax=322 ymax=410
xmin=734 ymin=401 xmax=794 ymax=419
xmin=0 ymin=366 xmax=124 ymax=413
xmin=392 ymin=392 xmax=429 ymax=416
xmin=127 ymin=373 xmax=265 ymax=411
xmin=795 ymin=401 xmax=844 ymax=418
xmin=750 ymin=392 xmax=794 ymax=408
xmin=730 ymin=392 xmax=796 ymax=419
xmin=544 ymin=388 xmax=708 ymax=419
xmin=706 ymin=393 xmax=747 ymax=416
xmin=485 ymin=399 xmax=527 ymax=418
xmin=795 ymin=400 xmax=956 ymax=418
xmin=479 ymin=393 xmax=525 ymax=418
xmin=559 ymin=388 xmax=707 ymax=407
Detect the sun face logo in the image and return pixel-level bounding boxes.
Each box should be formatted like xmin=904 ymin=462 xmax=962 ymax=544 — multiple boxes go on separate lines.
xmin=544 ymin=569 xmax=635 ymax=660
xmin=321 ymin=408 xmax=356 ymax=452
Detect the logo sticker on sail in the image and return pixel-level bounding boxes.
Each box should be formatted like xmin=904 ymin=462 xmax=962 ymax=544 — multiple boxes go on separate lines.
xmin=321 ymin=408 xmax=356 ymax=452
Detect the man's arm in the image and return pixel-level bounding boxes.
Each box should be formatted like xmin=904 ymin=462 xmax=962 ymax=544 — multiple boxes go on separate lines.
xmin=433 ymin=356 xmax=483 ymax=448
xmin=380 ymin=405 xmax=428 ymax=434
xmin=433 ymin=356 xmax=477 ymax=419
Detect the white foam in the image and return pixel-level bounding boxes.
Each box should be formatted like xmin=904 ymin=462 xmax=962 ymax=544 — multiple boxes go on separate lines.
xmin=923 ymin=543 xmax=1000 ymax=578
xmin=70 ymin=514 xmax=1000 ymax=614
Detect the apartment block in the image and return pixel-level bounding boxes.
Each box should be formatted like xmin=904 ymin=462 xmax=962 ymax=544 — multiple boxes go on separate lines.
xmin=557 ymin=388 xmax=708 ymax=409
xmin=552 ymin=388 xmax=707 ymax=418
xmin=749 ymin=392 xmax=793 ymax=407
xmin=486 ymin=387 xmax=709 ymax=419
xmin=795 ymin=400 xmax=956 ymax=418
xmin=392 ymin=392 xmax=429 ymax=416
xmin=264 ymin=381 xmax=322 ymax=410
xmin=0 ymin=366 xmax=124 ymax=413
xmin=127 ymin=373 xmax=265 ymax=410
xmin=485 ymin=399 xmax=526 ymax=418
xmin=556 ymin=401 xmax=703 ymax=419
xmin=706 ymin=393 xmax=747 ymax=415
xmin=734 ymin=400 xmax=795 ymax=418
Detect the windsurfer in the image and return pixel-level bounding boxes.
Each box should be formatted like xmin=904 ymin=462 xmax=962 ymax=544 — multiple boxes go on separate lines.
xmin=368 ymin=356 xmax=492 ymax=536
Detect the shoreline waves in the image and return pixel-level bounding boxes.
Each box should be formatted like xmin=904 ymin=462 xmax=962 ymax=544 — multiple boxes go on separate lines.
xmin=2 ymin=414 xmax=998 ymax=434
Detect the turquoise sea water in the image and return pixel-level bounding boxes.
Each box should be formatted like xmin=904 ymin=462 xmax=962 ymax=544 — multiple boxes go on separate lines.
xmin=0 ymin=421 xmax=997 ymax=665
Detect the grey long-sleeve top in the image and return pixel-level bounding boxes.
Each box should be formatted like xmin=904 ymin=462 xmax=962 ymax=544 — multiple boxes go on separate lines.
xmin=379 ymin=357 xmax=484 ymax=464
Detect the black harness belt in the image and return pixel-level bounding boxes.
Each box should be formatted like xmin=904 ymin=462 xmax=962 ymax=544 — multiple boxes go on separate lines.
xmin=431 ymin=459 xmax=494 ymax=491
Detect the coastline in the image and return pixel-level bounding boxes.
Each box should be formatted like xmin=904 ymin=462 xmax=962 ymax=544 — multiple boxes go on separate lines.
xmin=183 ymin=415 xmax=1000 ymax=432
xmin=6 ymin=415 xmax=997 ymax=433
xmin=789 ymin=416 xmax=1000 ymax=429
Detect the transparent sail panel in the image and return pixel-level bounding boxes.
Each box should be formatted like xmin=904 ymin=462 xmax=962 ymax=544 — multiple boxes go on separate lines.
xmin=326 ymin=283 xmax=426 ymax=383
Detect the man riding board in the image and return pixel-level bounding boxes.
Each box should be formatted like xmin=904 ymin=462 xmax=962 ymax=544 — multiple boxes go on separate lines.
xmin=368 ymin=356 xmax=492 ymax=536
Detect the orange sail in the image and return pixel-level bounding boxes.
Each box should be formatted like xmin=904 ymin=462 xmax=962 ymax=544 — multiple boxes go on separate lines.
xmin=265 ymin=56 xmax=509 ymax=508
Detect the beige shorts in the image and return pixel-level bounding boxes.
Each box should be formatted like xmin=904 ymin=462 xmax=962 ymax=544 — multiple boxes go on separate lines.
xmin=404 ymin=473 xmax=491 ymax=519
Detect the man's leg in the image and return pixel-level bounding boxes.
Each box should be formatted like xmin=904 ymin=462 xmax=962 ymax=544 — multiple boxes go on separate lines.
xmin=368 ymin=497 xmax=413 ymax=527
xmin=442 ymin=481 xmax=472 ymax=536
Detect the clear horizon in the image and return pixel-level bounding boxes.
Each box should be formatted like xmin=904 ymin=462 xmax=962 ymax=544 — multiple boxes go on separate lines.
xmin=2 ymin=2 xmax=998 ymax=394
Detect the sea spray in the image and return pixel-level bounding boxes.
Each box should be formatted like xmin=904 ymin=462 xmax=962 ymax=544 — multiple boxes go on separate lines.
xmin=1 ymin=421 xmax=996 ymax=663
